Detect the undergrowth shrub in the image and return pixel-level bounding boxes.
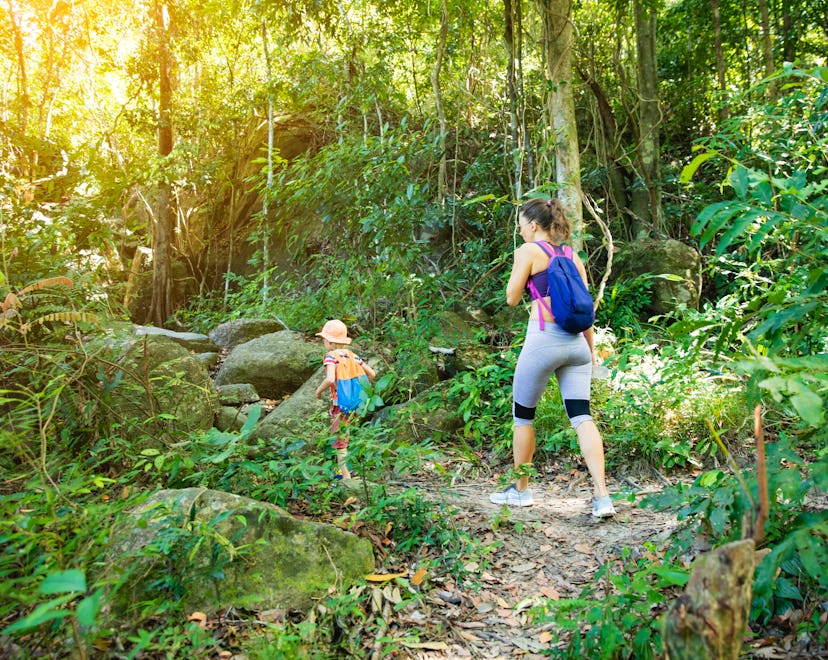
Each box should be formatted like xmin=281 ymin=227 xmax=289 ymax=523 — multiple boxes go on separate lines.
xmin=594 ymin=273 xmax=655 ymax=339
xmin=531 ymin=545 xmax=688 ymax=659
xmin=599 ymin=341 xmax=748 ymax=470
xmin=642 ymin=436 xmax=828 ymax=643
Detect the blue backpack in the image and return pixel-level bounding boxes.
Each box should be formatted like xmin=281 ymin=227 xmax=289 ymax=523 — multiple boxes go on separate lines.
xmin=527 ymin=242 xmax=595 ymax=334
xmin=331 ymin=349 xmax=370 ymax=414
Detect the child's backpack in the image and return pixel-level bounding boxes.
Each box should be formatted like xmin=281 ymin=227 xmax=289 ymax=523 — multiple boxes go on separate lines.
xmin=527 ymin=241 xmax=595 ymax=334
xmin=332 ymin=349 xmax=370 ymax=414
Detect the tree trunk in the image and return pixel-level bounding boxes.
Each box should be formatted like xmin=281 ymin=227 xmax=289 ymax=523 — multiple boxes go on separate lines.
xmin=147 ymin=0 xmax=175 ymax=327
xmin=7 ymin=0 xmax=29 ymax=136
xmin=536 ymin=0 xmax=584 ymax=249
xmin=577 ymin=60 xmax=630 ymax=224
xmin=516 ymin=0 xmax=533 ymax=190
xmin=633 ymin=0 xmax=662 ymax=235
xmin=431 ymin=0 xmax=449 ymax=202
xmin=664 ymin=539 xmax=756 ymax=660
xmin=711 ymin=0 xmax=728 ymax=121
xmin=505 ymin=0 xmax=533 ymax=194
xmin=260 ymin=21 xmax=275 ymax=304
xmin=758 ymin=0 xmax=777 ymax=99
xmin=505 ymin=0 xmax=519 ymax=200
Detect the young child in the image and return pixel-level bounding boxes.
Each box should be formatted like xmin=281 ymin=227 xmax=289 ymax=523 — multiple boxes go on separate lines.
xmin=314 ymin=319 xmax=376 ymax=479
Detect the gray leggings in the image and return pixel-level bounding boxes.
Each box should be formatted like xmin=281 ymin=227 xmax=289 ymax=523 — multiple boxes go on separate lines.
xmin=513 ymin=320 xmax=593 ymax=428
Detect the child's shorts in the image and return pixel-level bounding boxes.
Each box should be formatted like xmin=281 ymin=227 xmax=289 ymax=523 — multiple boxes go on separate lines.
xmin=329 ymin=405 xmax=353 ymax=449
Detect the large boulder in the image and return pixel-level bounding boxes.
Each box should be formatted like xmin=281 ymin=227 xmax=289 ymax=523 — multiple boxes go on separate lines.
xmin=209 ymin=318 xmax=287 ymax=349
xmin=613 ymin=238 xmax=702 ymax=315
xmin=105 ymin=334 xmax=219 ymax=445
xmin=133 ymin=325 xmax=218 ymax=353
xmin=213 ymin=331 xmax=319 ymax=399
xmin=375 ymin=381 xmax=464 ymax=444
xmin=254 ymin=367 xmax=327 ymax=439
xmin=105 ymin=488 xmax=374 ymax=615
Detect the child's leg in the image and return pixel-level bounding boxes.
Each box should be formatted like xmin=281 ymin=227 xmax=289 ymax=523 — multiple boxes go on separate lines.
xmin=330 ymin=406 xmax=351 ymax=479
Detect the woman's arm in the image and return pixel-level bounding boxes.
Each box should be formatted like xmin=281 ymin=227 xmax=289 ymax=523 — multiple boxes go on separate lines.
xmin=506 ymin=244 xmax=534 ymax=306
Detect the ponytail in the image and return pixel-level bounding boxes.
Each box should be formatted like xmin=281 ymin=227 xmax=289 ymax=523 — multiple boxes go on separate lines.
xmin=519 ymin=198 xmax=571 ymax=242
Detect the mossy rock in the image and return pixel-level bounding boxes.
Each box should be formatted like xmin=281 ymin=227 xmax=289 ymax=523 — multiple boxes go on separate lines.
xmin=105 ymin=488 xmax=375 ymax=616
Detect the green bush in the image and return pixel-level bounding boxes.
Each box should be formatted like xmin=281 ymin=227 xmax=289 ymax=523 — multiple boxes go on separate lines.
xmin=642 ymin=437 xmax=828 ymax=635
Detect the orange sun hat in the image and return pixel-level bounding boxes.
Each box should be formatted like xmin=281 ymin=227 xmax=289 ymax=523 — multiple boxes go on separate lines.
xmin=315 ymin=319 xmax=351 ymax=344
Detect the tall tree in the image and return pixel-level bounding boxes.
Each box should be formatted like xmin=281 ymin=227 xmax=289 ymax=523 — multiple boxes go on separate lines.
xmin=432 ymin=0 xmax=449 ymax=202
xmin=758 ymin=0 xmax=777 ymax=99
xmin=711 ymin=0 xmax=728 ymax=120
xmin=147 ymin=0 xmax=175 ymax=326
xmin=5 ymin=0 xmax=29 ymax=136
xmin=536 ymin=0 xmax=584 ymax=247
xmin=632 ymin=0 xmax=662 ymax=234
xmin=505 ymin=0 xmax=524 ymax=200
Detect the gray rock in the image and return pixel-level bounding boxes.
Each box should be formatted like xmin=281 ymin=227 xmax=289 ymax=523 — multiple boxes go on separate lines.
xmin=375 ymin=381 xmax=463 ymax=445
xmin=216 ymin=406 xmax=247 ymax=432
xmin=133 ymin=325 xmax=218 ymax=353
xmin=105 ymin=488 xmax=374 ymax=615
xmin=105 ymin=335 xmax=219 ymax=447
xmin=256 ymin=367 xmax=327 ymax=437
xmin=194 ymin=352 xmax=220 ymax=370
xmin=213 ymin=331 xmax=319 ymax=399
xmin=209 ymin=318 xmax=287 ymax=349
xmin=613 ymin=238 xmax=702 ymax=315
xmin=217 ymin=383 xmax=260 ymax=405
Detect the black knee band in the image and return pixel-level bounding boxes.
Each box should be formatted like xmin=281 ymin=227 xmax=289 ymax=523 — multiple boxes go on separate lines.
xmin=564 ymin=399 xmax=591 ymax=419
xmin=513 ymin=402 xmax=536 ymax=420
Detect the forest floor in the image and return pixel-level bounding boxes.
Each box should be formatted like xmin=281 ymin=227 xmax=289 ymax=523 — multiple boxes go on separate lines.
xmin=375 ymin=468 xmax=678 ymax=659
xmin=363 ymin=465 xmax=821 ymax=660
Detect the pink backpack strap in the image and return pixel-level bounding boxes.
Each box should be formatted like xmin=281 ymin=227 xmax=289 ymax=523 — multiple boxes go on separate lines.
xmin=527 ymin=241 xmax=571 ymax=329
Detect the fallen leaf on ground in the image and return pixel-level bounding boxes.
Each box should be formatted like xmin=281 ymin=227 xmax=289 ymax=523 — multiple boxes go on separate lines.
xmin=365 ymin=572 xmax=406 ymax=582
xmin=188 ymin=612 xmax=207 ymax=629
xmin=399 ymin=640 xmax=450 ymax=650
xmin=539 ymin=586 xmax=560 ymax=600
xmin=411 ymin=566 xmax=428 ymax=586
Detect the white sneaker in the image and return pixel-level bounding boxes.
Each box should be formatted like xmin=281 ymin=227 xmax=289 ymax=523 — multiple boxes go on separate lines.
xmin=489 ymin=484 xmax=535 ymax=507
xmin=592 ymin=495 xmax=616 ymax=518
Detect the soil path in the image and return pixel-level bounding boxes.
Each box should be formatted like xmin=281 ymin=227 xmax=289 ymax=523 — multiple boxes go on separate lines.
xmin=382 ymin=473 xmax=679 ymax=659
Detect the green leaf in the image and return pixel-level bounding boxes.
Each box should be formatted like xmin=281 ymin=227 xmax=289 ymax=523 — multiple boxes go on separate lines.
xmin=680 ymin=151 xmax=716 ymax=183
xmin=651 ymin=566 xmax=689 ymax=587
xmin=1 ymin=595 xmax=75 ymax=634
xmin=239 ymin=403 xmax=261 ymax=437
xmin=728 ymin=165 xmax=749 ymax=199
xmin=775 ymin=577 xmax=803 ymax=601
xmin=692 ymin=201 xmax=745 ymax=250
xmin=790 ymin=390 xmax=825 ymax=426
xmin=75 ymin=590 xmax=102 ymax=627
xmin=39 ymin=569 xmax=86 ymax=595
xmin=210 ymin=440 xmax=237 ymax=463
xmin=716 ymin=209 xmax=766 ymax=254
xmin=745 ymin=211 xmax=789 ymax=252
xmin=462 ymin=193 xmax=496 ymax=206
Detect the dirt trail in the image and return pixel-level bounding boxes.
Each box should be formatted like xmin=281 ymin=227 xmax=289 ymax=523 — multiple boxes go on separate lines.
xmin=386 ymin=473 xmax=678 ymax=659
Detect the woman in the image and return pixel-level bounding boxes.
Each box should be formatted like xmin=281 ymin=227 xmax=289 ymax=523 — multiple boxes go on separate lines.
xmin=489 ymin=198 xmax=615 ymax=518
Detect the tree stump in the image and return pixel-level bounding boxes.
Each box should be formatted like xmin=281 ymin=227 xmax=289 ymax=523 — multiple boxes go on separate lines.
xmin=663 ymin=539 xmax=756 ymax=660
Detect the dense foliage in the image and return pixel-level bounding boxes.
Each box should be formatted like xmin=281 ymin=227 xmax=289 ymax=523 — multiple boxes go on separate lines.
xmin=1 ymin=0 xmax=826 ymax=656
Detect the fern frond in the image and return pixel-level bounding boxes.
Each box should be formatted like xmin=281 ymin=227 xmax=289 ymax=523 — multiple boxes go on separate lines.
xmin=35 ymin=312 xmax=100 ymax=326
xmin=17 ymin=277 xmax=74 ymax=296
xmin=1 ymin=293 xmax=20 ymax=312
